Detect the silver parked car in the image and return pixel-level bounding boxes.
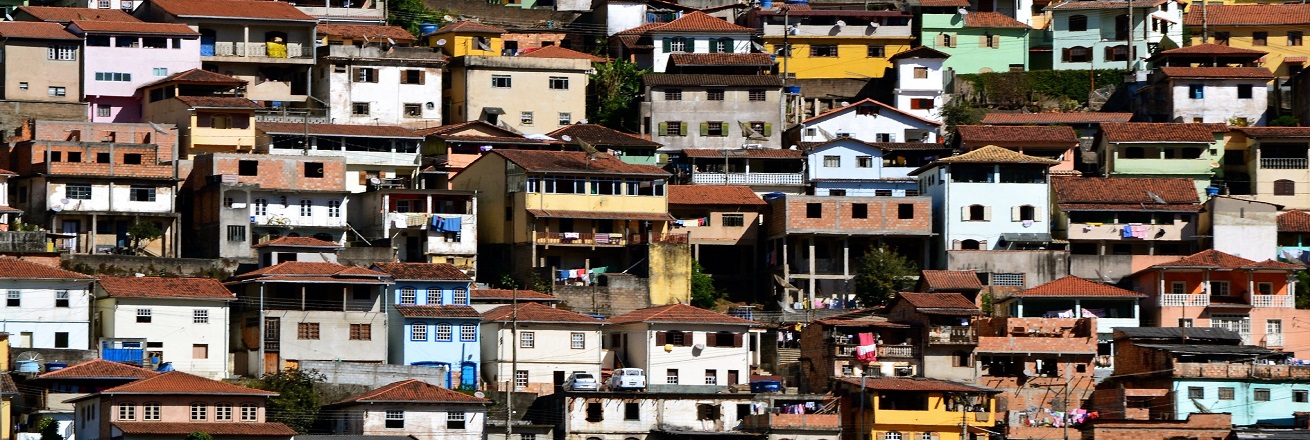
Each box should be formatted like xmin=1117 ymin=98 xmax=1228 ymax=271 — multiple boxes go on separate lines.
xmin=564 ymin=372 xmax=599 ymax=391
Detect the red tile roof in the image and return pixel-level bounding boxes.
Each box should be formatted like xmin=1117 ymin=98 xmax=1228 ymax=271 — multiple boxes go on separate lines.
xmin=1013 ymin=276 xmax=1144 ymax=298
xmin=669 ymin=52 xmax=774 ymax=66
xmin=608 ymin=303 xmax=757 ymax=325
xmin=681 ymin=148 xmax=802 ymax=159
xmin=964 ymin=11 xmax=1030 ymax=28
xmin=258 ymin=122 xmax=422 ymax=139
xmin=1159 ymin=66 xmax=1275 ymax=80
xmin=372 ymin=262 xmax=472 ymax=281
xmin=470 ymin=288 xmax=558 ymax=301
xmin=518 ymin=45 xmax=607 ymax=62
xmin=1052 ymin=177 xmax=1200 ymax=207
xmin=0 ymin=258 xmax=94 ymax=279
xmin=956 ymin=125 xmax=1079 ymax=145
xmin=893 ymin=292 xmax=981 ymax=315
xmin=482 ymin=302 xmax=605 ymax=324
xmin=1232 ymin=127 xmax=1310 ymax=138
xmin=1047 ymin=0 xmax=1160 ymax=9
xmin=174 ymin=96 xmax=261 ymax=109
xmin=918 ymin=270 xmax=983 ymax=292
xmin=932 ymin=145 xmax=1060 ymax=165
xmin=546 ymin=124 xmax=661 ymax=149
xmin=649 ymin=11 xmax=754 ymax=33
xmin=16 ymin=6 xmax=139 ymax=23
xmin=981 ymin=112 xmax=1134 ymax=125
xmin=333 ymin=379 xmax=489 ymax=404
xmin=888 ymin=46 xmax=951 ymax=61
xmin=803 ymin=98 xmax=943 ymax=126
xmin=95 ymin=371 xmax=277 ymax=396
xmin=1155 ymin=43 xmax=1268 ymax=57
xmin=615 ymin=22 xmax=664 ymax=36
xmin=112 ymin=422 xmax=296 ymax=436
xmin=667 ymin=185 xmax=766 ymax=206
xmin=835 ymin=377 xmax=994 ymax=393
xmin=643 ymin=74 xmax=784 ymax=87
xmin=394 ymin=305 xmax=482 ymax=318
xmin=800 ymin=140 xmax=951 ymax=153
xmin=526 ymin=209 xmax=674 ymax=221
xmin=230 ymin=262 xmax=390 ymax=282
xmin=1100 ymin=122 xmax=1224 ymax=143
xmin=918 ymin=0 xmax=971 ymax=6
xmin=251 ymin=236 xmax=342 ymax=248
xmin=317 ymin=24 xmax=417 ymax=43
xmin=145 ymin=68 xmax=246 ymax=87
xmin=0 ymin=21 xmax=80 ymax=40
xmin=492 ymin=150 xmax=670 ymax=176
xmin=99 ymin=276 xmax=236 ymax=300
xmin=37 ymin=359 xmax=158 ymax=380
xmin=1148 ymin=249 xmax=1302 ymax=270
xmin=1280 ymin=210 xmax=1310 ymax=233
xmin=71 ymin=20 xmax=198 ymax=36
xmin=149 ymin=0 xmax=316 ymax=21
xmin=432 ymin=20 xmax=507 ymax=34
xmin=1182 ymin=3 xmax=1310 ymax=26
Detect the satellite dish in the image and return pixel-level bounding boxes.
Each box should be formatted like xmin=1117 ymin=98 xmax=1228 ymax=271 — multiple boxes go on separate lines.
xmin=386 ymin=37 xmax=396 ymax=46
xmin=148 ymin=121 xmax=168 ymax=134
xmin=1145 ymin=190 xmax=1167 ymax=204
xmin=369 ymin=177 xmax=381 ymax=185
xmin=60 ymin=198 xmax=70 ymax=205
xmin=443 ymin=15 xmax=455 ymax=22
xmin=16 ymin=351 xmax=43 ymax=363
xmin=958 ymin=7 xmax=969 ymax=14
xmin=474 ymin=391 xmax=486 ymax=398
xmin=561 ymin=135 xmax=573 ymax=142
xmin=835 ymin=20 xmax=846 ymax=27
xmin=435 ymin=39 xmax=448 ymax=46
xmin=869 ymin=21 xmax=879 ymax=27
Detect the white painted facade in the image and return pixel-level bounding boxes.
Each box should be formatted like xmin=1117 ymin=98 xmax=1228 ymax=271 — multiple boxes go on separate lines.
xmin=344 ymin=404 xmax=485 ymax=440
xmin=798 ymin=100 xmax=941 ymax=144
xmin=0 ymin=279 xmax=95 ymax=350
xmin=85 ymin=0 xmax=138 ymax=10
xmin=1166 ymin=79 xmax=1268 ymax=125
xmin=562 ymin=393 xmax=759 ymax=440
xmin=650 ymin=32 xmax=754 ymax=73
xmin=314 ymin=46 xmax=444 ymax=127
xmin=918 ymin=163 xmax=1051 ymax=253
xmin=45 ymin=181 xmax=175 ymax=214
xmin=603 ymin=323 xmax=761 ymax=387
xmin=480 ymin=322 xmax=604 ymax=392
xmin=807 ymin=140 xmax=926 ymax=183
xmin=893 ymin=56 xmax=947 ymax=123
xmin=227 ymin=190 xmax=350 ymax=229
xmin=605 ymin=2 xmax=647 ymax=36
xmin=95 ymin=297 xmax=231 ymax=378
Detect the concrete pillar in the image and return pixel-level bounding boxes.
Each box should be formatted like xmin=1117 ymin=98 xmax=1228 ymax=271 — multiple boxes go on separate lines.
xmin=808 ymin=236 xmax=816 ymax=305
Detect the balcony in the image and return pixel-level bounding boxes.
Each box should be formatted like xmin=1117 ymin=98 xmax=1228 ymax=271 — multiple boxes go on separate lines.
xmin=1252 ymin=294 xmax=1294 ymax=308
xmin=836 ymin=344 xmax=916 ymax=358
xmin=1173 ymin=362 xmax=1310 ymax=379
xmin=1261 ymin=157 xmax=1309 ymax=169
xmin=691 ymin=172 xmax=803 ymax=186
xmin=928 ymin=326 xmax=977 ymax=345
xmin=535 ymin=232 xmax=632 ymax=246
xmin=205 ymin=42 xmax=314 ymax=63
xmin=1159 ymin=293 xmax=1209 ymax=307
xmin=742 ymin=413 xmax=840 ymax=431
xmin=1265 ymin=333 xmax=1285 ymax=347
xmin=762 ymin=23 xmax=912 ymax=38
xmin=1066 ymin=222 xmax=1193 ymax=241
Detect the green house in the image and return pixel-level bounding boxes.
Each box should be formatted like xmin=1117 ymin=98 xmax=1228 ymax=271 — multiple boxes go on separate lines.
xmin=921 ymin=12 xmax=1031 ymax=73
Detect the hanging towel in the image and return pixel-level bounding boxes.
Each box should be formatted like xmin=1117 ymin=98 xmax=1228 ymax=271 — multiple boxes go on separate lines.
xmin=442 ymin=217 xmax=462 ymax=232
xmin=1132 ymin=225 xmax=1148 ymax=236
xmin=595 ymin=234 xmax=610 ymax=244
xmin=1121 ymin=225 xmax=1134 ymax=238
xmin=562 ymin=232 xmax=580 ymax=240
xmin=1022 ymin=220 xmax=1034 ymax=228
xmin=857 ymin=332 xmax=874 ymax=346
xmin=407 ymin=214 xmax=427 ymax=227
xmin=558 ymin=270 xmax=570 ymax=280
xmin=392 ymin=214 xmax=407 ymax=229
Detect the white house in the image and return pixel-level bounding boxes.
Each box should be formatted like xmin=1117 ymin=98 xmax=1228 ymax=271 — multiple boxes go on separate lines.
xmin=1144 ymin=66 xmax=1273 ymax=125
xmin=795 ymin=98 xmax=941 ymax=145
xmin=95 ymin=276 xmax=234 ymax=379
xmin=805 ymin=138 xmax=952 ymax=197
xmin=0 ymin=169 xmax=19 ymax=224
xmin=0 ymin=258 xmax=96 ymax=350
xmin=558 ymin=392 xmax=762 ymax=440
xmin=313 ymin=44 xmax=444 ymax=128
xmin=644 ymin=11 xmax=755 ymax=73
xmin=890 ymin=47 xmax=950 ymax=123
xmin=480 ymin=303 xmax=605 ymax=395
xmin=604 ymin=304 xmax=762 ymax=390
xmin=327 ymin=379 xmax=490 ymax=440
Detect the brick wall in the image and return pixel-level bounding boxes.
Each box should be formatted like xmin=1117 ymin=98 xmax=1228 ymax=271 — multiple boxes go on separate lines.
xmin=192 ymin=153 xmax=347 ymax=192
xmin=1081 ymin=413 xmax=1232 ymax=440
xmin=19 ymin=120 xmax=177 ymax=158
xmin=767 ymin=196 xmax=932 ymax=235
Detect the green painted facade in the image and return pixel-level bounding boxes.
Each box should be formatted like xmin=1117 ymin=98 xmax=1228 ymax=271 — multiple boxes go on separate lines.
xmin=921 ymin=13 xmax=1030 ymax=74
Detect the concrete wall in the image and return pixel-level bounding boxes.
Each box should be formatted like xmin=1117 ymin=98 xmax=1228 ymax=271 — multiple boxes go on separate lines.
xmin=800 ymin=103 xmax=940 ymax=144
xmin=1206 ymin=196 xmax=1278 ymax=261
xmin=946 ymin=250 xmax=1069 ymax=289
xmin=2 ymin=40 xmax=80 ymax=103
xmin=553 ymin=273 xmax=652 ymax=316
xmin=1167 ymin=79 xmax=1268 ymax=125
xmin=1049 ymin=8 xmax=1152 ymax=70
xmin=647 ymin=241 xmax=691 ymax=306
xmin=299 ymin=360 xmax=453 ymax=388
xmin=480 ymin=324 xmax=603 ymax=394
xmin=97 ymin=297 xmax=231 ymax=378
xmin=921 ymin=14 xmax=1029 ymax=74
xmin=63 ymin=254 xmax=244 ymax=278
xmin=0 ymin=279 xmax=95 ymax=350
xmin=562 ymin=393 xmax=757 ymax=439
xmin=457 ymin=57 xmax=590 ymax=135
xmin=646 ymin=86 xmax=783 ymax=150
xmin=894 ymin=57 xmax=946 ymax=123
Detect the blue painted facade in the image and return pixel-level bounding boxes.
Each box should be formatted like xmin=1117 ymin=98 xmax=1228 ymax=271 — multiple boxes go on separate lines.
xmin=806 ymin=139 xmax=949 ymax=196
xmin=1171 ymin=379 xmax=1310 ymax=426
xmin=385 ymin=280 xmax=480 ymax=389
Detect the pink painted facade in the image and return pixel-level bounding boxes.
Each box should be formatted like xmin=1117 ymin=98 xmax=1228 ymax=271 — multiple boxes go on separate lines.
xmin=68 ymin=22 xmax=201 ymax=123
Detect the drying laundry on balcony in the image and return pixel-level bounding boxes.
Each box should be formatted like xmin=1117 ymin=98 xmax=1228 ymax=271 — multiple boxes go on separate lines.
xmin=431 ymin=216 xmax=462 ymax=232
xmin=1121 ymin=224 xmax=1148 ymax=238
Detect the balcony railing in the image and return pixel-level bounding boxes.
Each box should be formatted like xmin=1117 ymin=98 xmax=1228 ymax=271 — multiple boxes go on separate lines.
xmin=1159 ymin=293 xmax=1210 ymax=307
xmin=878 ymin=344 xmax=916 ymax=358
xmin=1266 ymin=333 xmax=1285 ymax=347
xmin=1252 ymin=294 xmax=1294 ymax=308
xmin=691 ymin=172 xmax=803 ymax=186
xmin=535 ymin=232 xmax=630 ymax=246
xmin=210 ymin=42 xmax=312 ymax=59
xmin=928 ymin=326 xmax=977 ymax=344
xmin=1261 ymin=157 xmax=1309 ymax=169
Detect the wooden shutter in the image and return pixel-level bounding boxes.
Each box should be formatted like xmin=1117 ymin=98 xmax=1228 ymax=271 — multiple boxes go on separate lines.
xmin=1011 ymin=206 xmax=1020 ymax=221
xmin=417 ymin=70 xmax=426 ymax=85
xmin=722 ymin=38 xmax=733 ymax=52
xmin=708 ymin=332 xmax=720 ymax=347
xmin=663 ymin=38 xmax=671 ymax=52
xmin=656 ymin=331 xmax=667 ymax=345
xmin=708 ymin=39 xmax=718 ymax=53
xmin=680 ymin=122 xmax=689 ymax=136
xmin=961 ymin=206 xmax=970 ymax=221
xmin=763 ymin=123 xmax=773 ymax=137
xmin=979 ymin=35 xmax=989 ymax=47
xmin=701 ymin=122 xmax=710 ymax=136
xmin=983 ymin=206 xmax=992 ymax=221
xmin=658 ymin=122 xmax=668 ymax=136
xmin=936 ymin=34 xmax=945 ymax=47
xmin=733 ymin=333 xmax=744 ymax=347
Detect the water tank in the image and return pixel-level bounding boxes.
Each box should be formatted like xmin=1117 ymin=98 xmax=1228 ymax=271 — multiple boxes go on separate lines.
xmin=156 ymin=362 xmax=174 ymax=372
xmin=44 ymin=362 xmax=67 ymax=372
xmin=784 ymin=85 xmax=802 ymax=95
xmin=761 ymin=0 xmax=773 ymax=7
xmin=418 ymin=23 xmax=440 ymax=36
xmin=16 ymin=361 xmax=38 ymax=373
xmin=1205 ymin=186 xmax=1220 ymax=198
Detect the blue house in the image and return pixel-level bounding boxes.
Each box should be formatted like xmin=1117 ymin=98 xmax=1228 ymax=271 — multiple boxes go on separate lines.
xmin=804 ymin=138 xmax=950 ymax=197
xmin=372 ymin=262 xmax=480 ymax=390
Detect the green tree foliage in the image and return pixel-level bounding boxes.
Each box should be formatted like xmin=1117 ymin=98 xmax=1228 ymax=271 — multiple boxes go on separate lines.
xmin=388 ymin=0 xmax=447 ymax=37
xmin=1296 ymin=271 xmax=1310 ymax=309
xmin=254 ymin=369 xmax=325 ymax=433
xmin=958 ymin=69 xmax=1128 ymax=109
xmin=940 ymin=98 xmax=983 ymax=136
xmin=127 ymin=222 xmax=163 ymax=255
xmin=588 ymin=59 xmax=648 ymax=132
xmin=1270 ymin=115 xmax=1300 ymax=127
xmin=36 ymin=418 xmax=61 ymax=440
xmin=690 ymin=260 xmax=722 ymax=308
xmin=185 ymin=433 xmax=213 ymax=440
xmin=853 ymin=246 xmax=918 ymax=308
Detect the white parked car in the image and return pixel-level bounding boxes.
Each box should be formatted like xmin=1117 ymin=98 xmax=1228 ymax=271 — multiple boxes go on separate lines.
xmin=607 ymin=368 xmax=646 ymax=391
xmin=564 ymin=372 xmax=599 ymax=391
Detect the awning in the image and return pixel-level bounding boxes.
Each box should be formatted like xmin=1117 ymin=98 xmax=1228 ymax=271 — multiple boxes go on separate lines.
xmin=1287 ymin=56 xmax=1308 ymax=64
xmin=481 ymin=107 xmax=506 ymax=116
xmin=526 ymin=209 xmax=674 ymax=221
xmin=1000 ymin=233 xmax=1054 ymax=243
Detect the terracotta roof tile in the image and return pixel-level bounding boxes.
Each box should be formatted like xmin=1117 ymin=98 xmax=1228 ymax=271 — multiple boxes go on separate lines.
xmin=1055 ymin=203 xmax=1201 ymax=212
xmin=956 ymin=125 xmax=1080 ymax=145
xmin=16 ymin=6 xmax=139 ymax=23
xmin=614 ymin=22 xmax=663 ymax=36
xmin=174 ymin=96 xmax=261 ymax=109
xmin=317 ymin=24 xmax=417 ymax=43
xmin=230 ymin=262 xmax=390 ymax=282
xmin=1052 ymin=177 xmax=1200 ymax=206
xmin=800 ymin=140 xmax=951 ymax=152
xmin=981 ymin=112 xmax=1134 ymax=125
xmin=802 ymin=98 xmax=943 ymax=126
xmin=608 ymin=303 xmax=757 ymax=325
xmin=1013 ymin=276 xmax=1144 ymax=297
xmin=144 ymin=68 xmax=246 ymax=88
xmin=258 ymin=122 xmax=422 ymax=139
xmin=113 ymin=422 xmax=296 ymax=436
xmin=669 ymin=53 xmax=774 ymax=66
xmin=492 ymin=150 xmax=670 ymax=176
xmin=667 ymin=185 xmax=765 ymax=206
xmin=650 ymin=11 xmax=754 ymax=33
xmin=0 ymin=375 xmax=15 ymax=395
xmin=1279 ymin=210 xmax=1310 ymax=233
xmin=0 ymin=258 xmax=94 ymax=279
xmin=1047 ymin=0 xmax=1157 ymax=9
xmin=1231 ymin=127 xmax=1310 ymax=138
xmin=149 ymin=0 xmax=316 ymax=21
xmin=470 ymin=288 xmax=558 ymax=301
xmin=888 ymin=46 xmax=951 ymax=61
xmin=372 ymin=262 xmax=471 ymax=281
xmin=1182 ymin=3 xmax=1310 ymax=26
xmin=931 ymin=145 xmax=1060 ymax=165
xmin=893 ymin=292 xmax=981 ymax=315
xmin=71 ymin=20 xmax=197 ymax=35
xmin=918 ymin=270 xmax=983 ymax=292
xmin=252 ymin=236 xmax=342 ymax=248
xmin=518 ymin=45 xmax=607 ymax=62
xmin=0 ymin=21 xmax=80 ymax=40
xmin=681 ymin=148 xmax=802 ymax=159
xmin=1101 ymin=122 xmax=1223 ymax=143
xmin=643 ymin=74 xmax=784 ymax=87
xmin=37 ymin=359 xmax=158 ymax=380
xmin=1155 ymin=43 xmax=1268 ymax=57
xmin=526 ymin=209 xmax=673 ymax=221
xmin=97 ymin=371 xmax=277 ymax=396
xmin=432 ymin=20 xmax=506 ymax=35
xmin=917 ymin=0 xmax=971 ymax=6
xmin=99 ymin=276 xmax=235 ymax=300
xmin=1148 ymin=249 xmax=1301 ymax=270
xmin=334 ymin=379 xmax=488 ymax=404
xmin=963 ymin=11 xmax=1030 ymax=28
xmin=394 ymin=305 xmax=482 ymax=318
xmin=546 ymin=124 xmax=661 ymax=148
xmin=482 ymin=302 xmax=605 ymax=324
xmin=1159 ymin=66 xmax=1274 ymax=80
xmin=835 ymin=377 xmax=994 ymax=392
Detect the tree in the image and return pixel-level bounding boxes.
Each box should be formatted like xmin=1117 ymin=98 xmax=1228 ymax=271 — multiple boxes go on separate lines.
xmin=588 ymin=59 xmax=648 ymax=132
xmin=185 ymin=433 xmax=213 ymax=440
xmin=690 ymin=260 xmax=722 ymax=308
xmin=36 ymin=417 xmax=61 ymax=440
xmin=387 ymin=0 xmax=446 ymax=37
xmin=939 ymin=98 xmax=982 ymax=138
xmin=1270 ymin=115 xmax=1300 ymax=127
xmin=852 ymin=246 xmax=917 ymax=308
xmin=254 ymin=369 xmax=325 ymax=433
xmin=126 ymin=221 xmax=163 ymax=255
xmin=1297 ymin=271 xmax=1310 ymax=309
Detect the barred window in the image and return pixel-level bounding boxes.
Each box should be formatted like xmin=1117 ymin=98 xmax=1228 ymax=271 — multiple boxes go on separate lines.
xmin=571 ymin=332 xmax=585 ymax=349
xmin=435 ymin=323 xmax=452 ymax=341
xmin=460 ymin=324 xmax=476 ymax=341
xmin=297 ymin=322 xmax=320 ymax=340
xmin=411 ymin=323 xmax=427 ymax=341
xmin=194 ymin=309 xmax=209 ymax=324
xmin=991 ymin=273 xmax=1025 ymax=286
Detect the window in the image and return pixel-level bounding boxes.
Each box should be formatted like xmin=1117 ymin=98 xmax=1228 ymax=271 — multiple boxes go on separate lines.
xmin=1063 ymin=46 xmax=1091 ymax=63
xmin=559 ymin=112 xmax=571 ymax=125
xmin=136 ymin=308 xmax=152 ymax=323
xmin=48 ymin=45 xmax=76 ymax=60
xmin=810 ymin=45 xmax=837 ymax=57
xmin=722 ymin=214 xmax=745 ymax=227
xmin=868 ymin=45 xmax=886 ymax=58
xmin=118 ymin=403 xmax=136 ymax=420
xmin=129 ymin=185 xmax=156 ymax=202
xmin=1188 ymin=387 xmax=1204 ymax=399
xmin=97 ymin=152 xmax=110 ymax=163
xmin=697 ymin=404 xmax=720 ymax=420
xmin=899 ymin=204 xmax=915 ymax=219
xmin=666 ymin=368 xmax=679 ymax=384
xmin=668 ymin=37 xmax=687 ymax=52
xmin=911 ymin=98 xmax=935 ymax=110
xmin=1179 ymin=318 xmax=1194 ymax=327
xmin=1259 ymin=283 xmax=1274 ymax=296
xmin=1253 ymin=31 xmax=1268 ymax=46
xmin=521 ymin=111 xmax=534 ymax=125
xmin=992 ymin=273 xmax=1025 ymax=286
xmin=153 ymin=67 xmax=168 ymax=77
xmin=705 ymin=369 xmax=717 ymax=385
xmin=913 ymin=66 xmax=929 ymax=79
xmin=453 ymin=288 xmax=468 ymax=305
xmin=520 ymin=331 xmax=535 ymax=348
xmin=824 ymin=155 xmax=841 ymax=167
xmin=97 ymin=105 xmax=112 ymax=118
xmin=1219 ymin=387 xmax=1235 ymax=400
xmin=1275 ymin=179 xmax=1295 ymax=196
xmin=967 ymin=204 xmax=987 ymax=221
xmin=351 ymin=102 xmax=370 ymax=116
xmin=353 ymin=67 xmax=377 ymax=83
xmin=1255 ymin=388 xmax=1271 ymax=401
xmin=1105 ymin=45 xmax=1129 ymax=61
xmin=193 ymin=344 xmax=209 ymax=359
xmin=304 ymin=162 xmax=324 ymax=178
xmin=852 ymin=203 xmax=868 ymax=219
xmin=1169 ymin=281 xmax=1186 ymax=294
xmin=350 ymin=324 xmax=371 ymax=340
xmin=941 ymin=34 xmax=954 ymax=47
xmin=299 ymin=199 xmax=312 ymax=217
xmin=514 ymin=370 xmax=529 ymax=388
xmin=253 ymin=198 xmax=268 ymax=216
xmin=460 ymin=324 xmax=476 ymax=341
xmin=94 ymin=72 xmax=132 ymax=82
xmin=447 ymin=412 xmax=466 ymax=429
xmin=665 ymin=89 xmax=683 ymax=100
xmin=1296 ymin=390 xmax=1309 ymax=403
xmin=885 ymin=432 xmax=903 ymax=440
xmin=435 ymin=323 xmax=452 ymax=341
xmin=55 ymin=332 xmax=68 ymax=348
xmin=701 ymin=121 xmax=725 ymax=137
xmin=6 ymin=291 xmax=17 ymax=307
xmin=852 ymin=156 xmax=874 ymax=168
xmin=983 ymin=33 xmax=999 ymax=48
xmin=491 ymin=75 xmax=512 ymax=88
xmin=403 ymin=103 xmax=422 ymax=118
xmin=807 ymin=203 xmax=822 ymax=218
xmin=144 ymin=403 xmax=160 ymax=420
xmin=571 ymin=332 xmax=586 ymax=349
xmin=1189 ymin=84 xmax=1204 ymax=99
xmin=18 ymin=82 xmax=26 ymax=90
xmin=410 ymin=323 xmax=427 ymax=341
xmin=707 ymin=89 xmax=725 ymax=101
xmin=385 ymin=410 xmax=404 ymax=428
xmin=1291 ymin=31 xmax=1304 ymax=46
xmin=1018 ymin=205 xmax=1036 ymax=221
xmin=1210 ymin=281 xmax=1230 ymax=296
xmin=191 ymin=403 xmax=207 ymax=421
xmin=400 ymin=69 xmax=424 ymax=84
xmin=55 ymin=291 xmax=69 ymax=308
xmin=664 ymin=121 xmax=685 ymax=136
xmin=238 ymin=160 xmax=258 ymax=176
xmin=215 ymin=403 xmax=232 ymax=421
xmin=328 ymin=200 xmax=341 ymax=218
xmin=749 ymin=90 xmax=766 ymax=101
xmin=625 ymin=402 xmax=640 ymax=420
xmin=549 ymin=76 xmax=569 ymax=89
xmin=194 ymin=309 xmax=209 ymax=324
xmin=297 ymin=323 xmax=320 ymax=340
xmin=1068 ymin=15 xmax=1087 ymax=31
xmin=586 ymin=402 xmax=603 ymax=422
xmin=67 ymin=184 xmax=92 ymax=200
xmin=1238 ymin=84 xmax=1254 ymax=99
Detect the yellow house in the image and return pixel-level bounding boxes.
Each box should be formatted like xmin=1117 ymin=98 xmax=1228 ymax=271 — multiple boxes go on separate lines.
xmin=754 ymin=9 xmax=916 ymax=79
xmin=1184 ymin=4 xmax=1310 ymax=77
xmin=139 ymin=69 xmax=258 ymax=158
xmin=836 ymin=377 xmax=1001 ymax=440
xmin=428 ymin=20 xmax=507 ymax=57
xmin=0 ymin=333 xmax=11 ymax=440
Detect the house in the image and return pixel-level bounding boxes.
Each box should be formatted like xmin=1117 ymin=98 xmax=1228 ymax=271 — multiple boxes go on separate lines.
xmin=677 ymin=148 xmax=805 ymax=194
xmin=0 ymin=258 xmax=94 ymax=349
xmin=256 ymin=122 xmax=424 ymax=194
xmin=604 ymin=303 xmax=762 ymax=390
xmin=885 ymin=293 xmax=984 ymax=382
xmin=1219 ymin=127 xmax=1310 ymax=209
xmin=429 ymin=21 xmax=506 ymax=58
xmin=1278 ymin=209 xmax=1310 ymax=263
xmin=469 ymin=288 xmax=558 ymax=312
xmin=316 ymin=24 xmax=416 ymax=47
xmin=915 ymin=269 xmax=985 ymax=297
xmin=28 ymin=360 xmax=158 ymax=438
xmin=765 ymin=195 xmax=933 ymax=308
xmin=992 ymin=276 xmax=1145 ymax=368
xmin=251 ymin=236 xmax=342 ymax=266
xmin=1183 ymin=4 xmax=1310 ymax=78
xmin=325 ymin=380 xmax=490 ymax=440
xmin=1128 ymin=249 xmax=1309 ymax=355
xmin=1051 ymin=176 xmax=1203 ymax=280
xmin=372 ymin=262 xmax=480 ymax=389
xmin=803 ymin=138 xmax=950 ymax=197
xmin=953 ymin=125 xmax=1080 ymax=171
xmin=290 ymin=0 xmax=386 ymax=24
xmin=667 ymin=185 xmax=766 ymax=296
xmin=793 ymin=98 xmax=942 ymax=145
xmin=1202 ymin=196 xmax=1280 ymax=261
xmin=921 ymin=11 xmax=1030 ymax=74
xmin=312 ymin=43 xmax=445 ymax=127
xmin=664 ymin=52 xmax=775 ymax=75
xmin=833 ymin=377 xmax=1000 ymax=440
xmin=0 ymin=22 xmax=82 ymax=103
xmin=67 ymin=19 xmax=200 ymax=123
xmin=416 ymin=120 xmax=553 ymax=186
xmin=68 ymin=371 xmax=295 ymax=440
xmin=1045 ymin=0 xmax=1180 ymax=71
xmin=797 ymin=310 xmax=920 ymax=392
xmin=1080 ymin=414 xmax=1234 ymax=440
xmin=480 ymin=303 xmax=605 ymax=394
xmin=751 ymin=8 xmax=914 ymax=80
xmin=544 ymin=390 xmax=765 ymax=440
xmin=139 ymin=69 xmax=259 ymax=158
xmin=547 ymin=124 xmax=663 ymax=166
xmin=350 ymin=188 xmax=477 ymax=266
xmin=643 ymin=74 xmax=785 ymax=150
xmin=95 ymin=276 xmax=235 ymax=379
xmin=0 ymin=167 xmax=23 ymax=232
xmin=1095 ymin=122 xmax=1227 ymax=197
xmin=134 ymin=0 xmax=318 ymax=106
xmin=1139 ymin=66 xmax=1273 ymax=125
xmin=13 ymin=6 xmax=138 ymax=23
xmin=225 ymin=261 xmax=392 ymax=376
xmin=184 ymin=153 xmax=352 ymax=258
xmin=8 ymin=120 xmax=182 ymax=257
xmin=609 ymin=11 xmax=754 ymax=73
xmin=980 ymin=112 xmax=1134 ymax=141
xmin=891 ymin=46 xmax=950 ymax=122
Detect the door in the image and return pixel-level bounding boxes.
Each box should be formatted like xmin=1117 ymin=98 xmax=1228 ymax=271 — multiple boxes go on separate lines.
xmin=1266 ymin=319 xmax=1284 ymax=347
xmin=114 ymin=221 xmax=130 ymax=248
xmin=727 ymin=370 xmax=740 ymax=385
xmin=460 ymin=361 xmax=477 ymax=390
xmin=554 ymin=370 xmax=567 ymax=391
xmin=1210 ymin=315 xmax=1251 ymax=344
xmin=61 ymin=220 xmax=80 ymax=251
xmin=200 ymin=29 xmax=216 ymax=56
xmin=406 ymin=235 xmax=422 ymax=262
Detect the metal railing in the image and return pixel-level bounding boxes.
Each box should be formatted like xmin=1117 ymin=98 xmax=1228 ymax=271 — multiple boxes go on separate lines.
xmin=1252 ymin=294 xmax=1294 ymax=308
xmin=1261 ymin=158 xmax=1309 ymax=169
xmin=1159 ymin=293 xmax=1210 ymax=307
xmin=534 ymin=232 xmax=629 ymax=246
xmin=927 ymin=326 xmax=976 ymax=344
xmin=211 ymin=42 xmax=312 ymax=58
xmin=691 ymin=172 xmax=804 ymax=186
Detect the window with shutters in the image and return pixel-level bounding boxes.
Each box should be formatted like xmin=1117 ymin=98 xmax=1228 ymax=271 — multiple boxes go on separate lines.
xmin=706 ymin=121 xmax=726 ymax=136
xmin=354 ymin=68 xmax=377 ymax=83
xmin=400 ymin=69 xmax=424 ymax=84
xmin=1063 ymin=46 xmax=1091 ymax=62
xmin=1105 ymin=45 xmax=1129 ymax=61
xmin=1068 ymin=15 xmax=1087 ymax=31
xmin=940 ymin=34 xmax=954 ymax=47
xmin=967 ymin=204 xmax=986 ymax=221
xmin=1019 ymin=205 xmax=1036 ymax=221
xmin=983 ymin=33 xmax=998 ymax=48
xmin=1290 ymin=31 xmax=1304 ymax=46
xmin=664 ymin=121 xmax=685 ymax=136
xmin=911 ymin=98 xmax=934 ymax=109
xmin=810 ymin=45 xmax=838 ymax=57
xmin=1275 ymin=179 xmax=1295 ymax=196
xmin=697 ymin=404 xmax=720 ymax=420
xmin=668 ymin=37 xmax=688 ymax=52
xmin=750 ymin=121 xmax=770 ymax=137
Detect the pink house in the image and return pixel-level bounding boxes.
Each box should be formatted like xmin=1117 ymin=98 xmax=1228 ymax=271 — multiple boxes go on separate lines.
xmin=66 ymin=20 xmax=201 ymax=123
xmin=69 ymin=371 xmax=295 ymax=440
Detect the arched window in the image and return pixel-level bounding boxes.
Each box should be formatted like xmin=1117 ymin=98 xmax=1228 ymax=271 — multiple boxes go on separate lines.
xmin=960 ymin=239 xmax=981 ymax=250
xmin=1275 ymin=179 xmax=1296 ymax=196
xmin=1068 ymin=14 xmax=1087 ymax=31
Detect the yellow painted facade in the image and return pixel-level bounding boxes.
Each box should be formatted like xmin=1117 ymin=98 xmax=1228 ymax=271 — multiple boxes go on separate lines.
xmin=853 ymin=391 xmax=1000 ymax=440
xmin=1190 ymin=27 xmax=1310 ymax=77
xmin=429 ymin=31 xmax=504 ymax=58
xmin=764 ymin=38 xmax=913 ymax=79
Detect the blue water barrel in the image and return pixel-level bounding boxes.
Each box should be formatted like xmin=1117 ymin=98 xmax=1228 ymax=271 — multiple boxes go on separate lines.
xmin=156 ymin=362 xmax=174 ymax=372
xmin=761 ymin=0 xmax=773 ymax=7
xmin=1205 ymin=186 xmax=1220 ymax=197
xmin=16 ymin=361 xmax=38 ymax=373
xmin=750 ymin=380 xmax=782 ymax=393
xmin=419 ymin=23 xmax=440 ymax=36
xmin=784 ymin=85 xmax=802 ymax=95
xmin=44 ymin=362 xmax=67 ymax=372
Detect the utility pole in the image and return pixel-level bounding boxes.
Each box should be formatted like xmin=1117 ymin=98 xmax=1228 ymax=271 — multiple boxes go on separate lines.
xmin=506 ymin=288 xmax=518 ymax=440
xmin=1063 ymin=362 xmax=1071 ymax=440
xmin=1201 ymin=0 xmax=1208 ymax=44
xmin=1127 ymin=0 xmax=1134 ymax=71
xmin=959 ymin=393 xmax=968 ymax=440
